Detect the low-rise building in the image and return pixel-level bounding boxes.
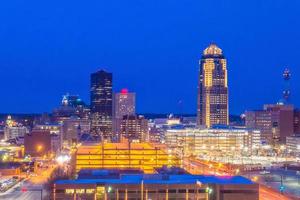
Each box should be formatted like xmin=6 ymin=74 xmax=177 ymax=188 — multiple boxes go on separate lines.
xmin=165 ymin=126 xmax=261 ymax=157
xmin=52 ymin=169 xmax=258 ymax=200
xmin=75 ymin=142 xmax=180 ymax=173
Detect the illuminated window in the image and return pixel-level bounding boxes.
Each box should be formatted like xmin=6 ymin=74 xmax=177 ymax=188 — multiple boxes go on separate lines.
xmin=86 ymin=189 xmax=95 ymax=194
xmin=65 ymin=189 xmax=74 ymax=194
xmin=76 ymin=189 xmax=85 ymax=194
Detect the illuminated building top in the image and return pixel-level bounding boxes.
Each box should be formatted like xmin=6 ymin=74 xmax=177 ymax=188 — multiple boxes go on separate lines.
xmin=203 ymin=43 xmax=223 ymax=56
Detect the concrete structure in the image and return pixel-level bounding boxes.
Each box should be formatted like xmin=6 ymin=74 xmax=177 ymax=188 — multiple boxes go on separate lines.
xmin=4 ymin=126 xmax=28 ymax=140
xmin=113 ymin=89 xmax=135 ymax=118
xmin=197 ymin=44 xmax=229 ymax=127
xmin=35 ymin=123 xmax=63 ymax=154
xmin=120 ymin=115 xmax=149 ymax=142
xmin=4 ymin=115 xmax=28 ymax=140
xmin=165 ymin=126 xmax=261 ymax=157
xmin=90 ymin=70 xmax=113 ymax=140
xmin=294 ymin=109 xmax=300 ymax=134
xmin=113 ymin=89 xmax=136 ymax=138
xmin=62 ymin=117 xmax=90 ymax=145
xmin=75 ymin=142 xmax=180 ymax=173
xmin=52 ymin=169 xmax=258 ymax=200
xmin=0 ymin=162 xmax=21 ymax=176
xmin=286 ymin=135 xmax=300 ymax=156
xmin=245 ymin=104 xmax=294 ymax=144
xmin=24 ymin=129 xmax=52 ymax=157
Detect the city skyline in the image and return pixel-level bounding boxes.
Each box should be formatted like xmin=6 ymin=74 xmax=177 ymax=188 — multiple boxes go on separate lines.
xmin=1 ymin=1 xmax=300 ymax=200
xmin=1 ymin=1 xmax=300 ymax=115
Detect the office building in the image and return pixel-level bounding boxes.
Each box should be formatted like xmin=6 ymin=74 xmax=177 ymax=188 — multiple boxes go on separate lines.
xmin=4 ymin=116 xmax=28 ymax=140
xmin=62 ymin=117 xmax=90 ymax=145
xmin=75 ymin=142 xmax=180 ymax=173
xmin=294 ymin=109 xmax=300 ymax=134
xmin=34 ymin=123 xmax=63 ymax=153
xmin=245 ymin=104 xmax=294 ymax=144
xmin=197 ymin=44 xmax=229 ymax=127
xmin=286 ymin=135 xmax=300 ymax=156
xmin=113 ymin=89 xmax=136 ymax=137
xmin=165 ymin=126 xmax=261 ymax=157
xmin=52 ymin=169 xmax=258 ymax=200
xmin=113 ymin=89 xmax=135 ymax=119
xmin=90 ymin=70 xmax=113 ymax=140
xmin=52 ymin=94 xmax=90 ymax=123
xmin=120 ymin=115 xmax=149 ymax=142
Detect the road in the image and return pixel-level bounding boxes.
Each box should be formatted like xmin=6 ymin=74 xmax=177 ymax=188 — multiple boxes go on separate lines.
xmin=0 ymin=163 xmax=57 ymax=200
xmin=260 ymin=186 xmax=295 ymax=200
xmin=184 ymin=157 xmax=297 ymax=200
xmin=0 ymin=180 xmax=44 ymax=200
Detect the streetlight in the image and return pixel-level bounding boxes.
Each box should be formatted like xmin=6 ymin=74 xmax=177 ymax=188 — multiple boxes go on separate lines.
xmin=37 ymin=145 xmax=43 ymax=152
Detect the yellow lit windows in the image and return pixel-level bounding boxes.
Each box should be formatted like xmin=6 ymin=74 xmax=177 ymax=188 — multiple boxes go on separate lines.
xmin=65 ymin=189 xmax=75 ymax=194
xmin=86 ymin=189 xmax=95 ymax=194
xmin=76 ymin=189 xmax=85 ymax=194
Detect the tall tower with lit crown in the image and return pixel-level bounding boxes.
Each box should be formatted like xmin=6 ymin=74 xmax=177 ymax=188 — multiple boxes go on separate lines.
xmin=197 ymin=44 xmax=229 ymax=127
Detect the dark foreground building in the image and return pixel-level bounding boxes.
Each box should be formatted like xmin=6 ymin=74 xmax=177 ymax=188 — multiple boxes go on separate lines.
xmin=52 ymin=169 xmax=258 ymax=200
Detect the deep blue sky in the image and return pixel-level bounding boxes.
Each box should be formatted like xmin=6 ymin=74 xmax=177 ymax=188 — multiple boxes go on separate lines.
xmin=0 ymin=0 xmax=299 ymax=114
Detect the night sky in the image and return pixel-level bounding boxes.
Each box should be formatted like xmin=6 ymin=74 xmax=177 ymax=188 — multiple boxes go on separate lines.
xmin=0 ymin=0 xmax=300 ymax=114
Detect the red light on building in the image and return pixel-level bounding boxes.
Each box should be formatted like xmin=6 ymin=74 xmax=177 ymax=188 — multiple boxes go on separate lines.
xmin=21 ymin=187 xmax=28 ymax=192
xmin=121 ymin=88 xmax=128 ymax=94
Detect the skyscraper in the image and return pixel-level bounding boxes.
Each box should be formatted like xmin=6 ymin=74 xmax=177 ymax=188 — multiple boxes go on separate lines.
xmin=197 ymin=44 xmax=229 ymax=127
xmin=112 ymin=89 xmax=136 ymax=138
xmin=90 ymin=70 xmax=113 ymax=140
xmin=113 ymin=89 xmax=136 ymax=119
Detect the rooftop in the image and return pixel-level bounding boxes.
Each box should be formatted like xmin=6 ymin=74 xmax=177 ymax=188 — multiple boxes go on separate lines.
xmin=55 ymin=169 xmax=253 ymax=185
xmin=55 ymin=174 xmax=253 ymax=185
xmin=203 ymin=44 xmax=223 ymax=56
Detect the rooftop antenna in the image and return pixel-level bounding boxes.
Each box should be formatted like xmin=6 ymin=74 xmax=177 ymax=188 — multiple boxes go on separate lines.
xmin=282 ymin=68 xmax=291 ymax=104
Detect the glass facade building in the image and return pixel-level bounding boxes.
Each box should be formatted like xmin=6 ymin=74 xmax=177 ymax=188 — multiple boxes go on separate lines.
xmin=90 ymin=70 xmax=113 ymax=140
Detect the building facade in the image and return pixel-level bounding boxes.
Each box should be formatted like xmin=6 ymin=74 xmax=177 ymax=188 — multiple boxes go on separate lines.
xmin=286 ymin=135 xmax=300 ymax=156
xmin=113 ymin=89 xmax=136 ymax=138
xmin=90 ymin=70 xmax=113 ymax=140
xmin=120 ymin=115 xmax=148 ymax=142
xmin=62 ymin=117 xmax=90 ymax=145
xmin=197 ymin=44 xmax=229 ymax=128
xmin=24 ymin=129 xmax=52 ymax=157
xmin=165 ymin=126 xmax=261 ymax=157
xmin=52 ymin=169 xmax=258 ymax=200
xmin=4 ymin=115 xmax=28 ymax=140
xmin=294 ymin=109 xmax=300 ymax=134
xmin=245 ymin=104 xmax=294 ymax=144
xmin=75 ymin=142 xmax=180 ymax=173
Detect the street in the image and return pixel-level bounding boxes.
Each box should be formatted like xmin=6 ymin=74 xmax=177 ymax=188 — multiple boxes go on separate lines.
xmin=0 ymin=163 xmax=57 ymax=200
